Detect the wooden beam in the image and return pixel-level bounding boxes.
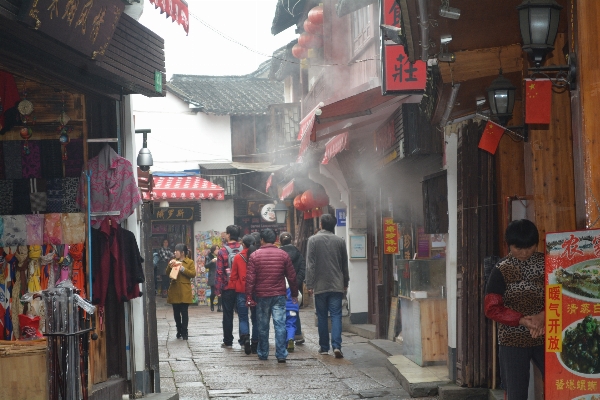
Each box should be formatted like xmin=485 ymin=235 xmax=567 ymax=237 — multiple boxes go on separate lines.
xmin=438 ymin=44 xmax=523 ymax=83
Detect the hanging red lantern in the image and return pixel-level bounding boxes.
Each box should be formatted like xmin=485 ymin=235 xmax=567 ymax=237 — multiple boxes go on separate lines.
xmin=292 ymin=44 xmax=308 ymax=59
xmin=312 ymin=189 xmax=329 ymax=207
xmin=303 ymin=209 xmax=314 ymax=220
xmin=298 ymin=32 xmax=316 ymax=48
xmin=308 ymin=34 xmax=323 ymax=48
xmin=308 ymin=5 xmax=324 ymax=25
xmin=301 ymin=190 xmax=316 ymax=209
xmin=293 ymin=194 xmax=310 ymax=211
xmin=303 ymin=19 xmax=322 ymax=35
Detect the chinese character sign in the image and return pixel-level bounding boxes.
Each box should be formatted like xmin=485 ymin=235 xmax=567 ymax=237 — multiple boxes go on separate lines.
xmin=382 ymin=0 xmax=401 ymax=27
xmin=382 ymin=44 xmax=426 ymax=94
xmin=383 ymin=217 xmax=398 ymax=254
xmin=545 ymin=229 xmax=600 ymax=399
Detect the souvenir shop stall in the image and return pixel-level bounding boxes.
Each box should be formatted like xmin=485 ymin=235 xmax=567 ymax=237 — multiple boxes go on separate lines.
xmin=195 ymin=230 xmax=223 ymax=306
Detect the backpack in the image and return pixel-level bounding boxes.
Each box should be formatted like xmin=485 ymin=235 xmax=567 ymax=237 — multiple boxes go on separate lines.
xmin=224 ymin=243 xmax=241 ymax=279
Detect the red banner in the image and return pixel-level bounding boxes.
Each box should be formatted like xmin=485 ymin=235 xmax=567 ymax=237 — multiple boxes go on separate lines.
xmin=478 ymin=120 xmax=505 ymax=155
xmin=382 ymin=0 xmax=401 ymax=27
xmin=382 ymin=45 xmax=426 ymax=94
xmin=280 ymin=180 xmax=295 ymax=200
xmin=545 ymin=229 xmax=600 ymax=399
xmin=383 ymin=217 xmax=398 ymax=254
xmin=149 ymin=0 xmax=189 ymax=35
xmin=321 ymin=132 xmax=348 ymax=164
xmin=265 ymin=173 xmax=274 ymax=192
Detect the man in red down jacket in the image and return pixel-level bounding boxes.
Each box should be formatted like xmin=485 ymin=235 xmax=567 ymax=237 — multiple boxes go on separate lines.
xmin=245 ymin=228 xmax=298 ymax=363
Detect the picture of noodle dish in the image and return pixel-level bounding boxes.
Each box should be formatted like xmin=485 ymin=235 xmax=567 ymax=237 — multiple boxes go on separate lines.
xmin=559 ymin=316 xmax=600 ymax=377
xmin=551 ymin=259 xmax=600 ymax=302
xmin=571 ymin=395 xmax=600 ymax=400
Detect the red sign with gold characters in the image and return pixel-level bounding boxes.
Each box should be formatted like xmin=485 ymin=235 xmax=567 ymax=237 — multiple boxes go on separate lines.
xmin=383 ymin=217 xmax=398 ymax=254
xmin=382 ymin=44 xmax=427 ymax=95
xmin=382 ymin=0 xmax=401 ymax=27
xmin=545 ymin=229 xmax=600 ymax=399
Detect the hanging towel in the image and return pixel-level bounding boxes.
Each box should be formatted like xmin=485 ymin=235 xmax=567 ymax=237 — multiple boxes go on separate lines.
xmin=0 ymin=180 xmax=11 ymax=216
xmin=39 ymin=139 xmax=63 ymax=179
xmin=62 ymin=177 xmax=80 ymax=213
xmin=26 ymin=214 xmax=44 ymax=245
xmin=12 ymin=179 xmax=31 ymax=215
xmin=69 ymin=243 xmax=86 ymax=298
xmin=46 ymin=178 xmax=63 ymax=213
xmin=21 ymin=140 xmax=41 ymax=178
xmin=43 ymin=213 xmax=63 ymax=245
xmin=2 ymin=215 xmax=27 ymax=246
xmin=61 ymin=213 xmax=85 ymax=244
xmin=29 ymin=178 xmax=47 ymax=213
xmin=3 ymin=141 xmax=22 ymax=180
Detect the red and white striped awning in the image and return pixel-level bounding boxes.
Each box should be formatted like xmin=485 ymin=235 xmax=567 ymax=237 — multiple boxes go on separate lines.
xmin=149 ymin=0 xmax=189 ymax=35
xmin=321 ymin=132 xmax=349 ymax=164
xmin=143 ymin=176 xmax=224 ymax=201
xmin=265 ymin=173 xmax=274 ymax=192
xmin=280 ymin=179 xmax=295 ymax=200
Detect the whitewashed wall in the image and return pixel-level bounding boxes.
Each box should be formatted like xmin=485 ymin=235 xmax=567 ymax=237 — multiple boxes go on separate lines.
xmin=132 ymin=92 xmax=232 ymax=172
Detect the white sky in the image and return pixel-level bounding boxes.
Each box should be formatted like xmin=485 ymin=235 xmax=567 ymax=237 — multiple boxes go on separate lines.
xmin=138 ymin=0 xmax=297 ymax=78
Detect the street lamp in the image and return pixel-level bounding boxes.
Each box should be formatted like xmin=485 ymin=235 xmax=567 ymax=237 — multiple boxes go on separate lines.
xmin=487 ymin=71 xmax=516 ymax=127
xmin=517 ymin=0 xmax=562 ymax=68
xmin=274 ymin=201 xmax=288 ymax=224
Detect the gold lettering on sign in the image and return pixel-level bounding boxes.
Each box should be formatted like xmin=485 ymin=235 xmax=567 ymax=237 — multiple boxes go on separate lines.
xmin=47 ymin=0 xmax=59 ymax=19
xmin=29 ymin=0 xmax=41 ymax=29
xmin=112 ymin=4 xmax=120 ymax=29
xmin=75 ymin=0 xmax=93 ymax=34
xmin=63 ymin=0 xmax=79 ymax=25
xmin=90 ymin=6 xmax=105 ymax=43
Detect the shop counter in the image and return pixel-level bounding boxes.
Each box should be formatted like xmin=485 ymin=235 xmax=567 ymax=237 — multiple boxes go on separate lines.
xmin=400 ymin=297 xmax=447 ymax=367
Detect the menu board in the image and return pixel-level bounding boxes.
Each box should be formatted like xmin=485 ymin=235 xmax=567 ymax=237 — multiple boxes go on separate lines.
xmin=545 ymin=229 xmax=600 ymax=398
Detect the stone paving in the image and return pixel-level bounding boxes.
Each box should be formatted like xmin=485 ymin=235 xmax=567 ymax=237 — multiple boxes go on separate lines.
xmin=156 ymin=297 xmax=438 ymax=400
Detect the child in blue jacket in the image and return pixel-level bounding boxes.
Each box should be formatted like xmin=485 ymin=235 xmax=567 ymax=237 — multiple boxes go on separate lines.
xmin=285 ymin=278 xmax=302 ymax=352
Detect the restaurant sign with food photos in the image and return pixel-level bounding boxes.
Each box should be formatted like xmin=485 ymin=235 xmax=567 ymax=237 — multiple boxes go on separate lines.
xmin=545 ymin=229 xmax=600 ymax=398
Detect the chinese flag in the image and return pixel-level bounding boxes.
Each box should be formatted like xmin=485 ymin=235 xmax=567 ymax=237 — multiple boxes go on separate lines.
xmin=525 ymin=79 xmax=552 ymax=124
xmin=478 ymin=121 xmax=505 ymax=154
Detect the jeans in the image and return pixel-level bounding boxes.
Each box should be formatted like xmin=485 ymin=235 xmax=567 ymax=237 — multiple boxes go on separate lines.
xmin=172 ymin=303 xmax=189 ymax=336
xmin=295 ymin=310 xmax=303 ymax=336
xmin=256 ymin=295 xmax=287 ymax=360
xmin=286 ymin=311 xmax=297 ymax=341
xmin=314 ymin=291 xmax=343 ymax=351
xmin=499 ymin=345 xmax=544 ymax=400
xmin=221 ymin=289 xmax=236 ymax=345
xmin=236 ymin=293 xmax=258 ymax=343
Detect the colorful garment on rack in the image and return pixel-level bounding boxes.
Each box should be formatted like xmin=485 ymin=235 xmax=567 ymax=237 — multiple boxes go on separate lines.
xmin=62 ymin=177 xmax=80 ymax=213
xmin=39 ymin=245 xmax=56 ymax=290
xmin=0 ymin=249 xmax=12 ymax=340
xmin=46 ymin=178 xmax=63 ymax=213
xmin=27 ymin=246 xmax=41 ymax=293
xmin=43 ymin=213 xmax=62 ymax=245
xmin=64 ymin=139 xmax=84 ymax=178
xmin=77 ymin=145 xmax=142 ymax=228
xmin=2 ymin=215 xmax=27 ymax=246
xmin=0 ymin=70 xmax=20 ymax=135
xmin=69 ymin=243 xmax=85 ymax=298
xmin=3 ymin=141 xmax=22 ymax=180
xmin=61 ymin=213 xmax=85 ymax=244
xmin=26 ymin=214 xmax=44 ymax=245
xmin=21 ymin=140 xmax=41 ymax=179
xmin=12 ymin=179 xmax=31 ymax=215
xmin=39 ymin=139 xmax=63 ymax=179
xmin=0 ymin=217 xmax=3 ymax=247
xmin=29 ymin=178 xmax=47 ymax=213
xmin=0 ymin=179 xmax=12 ymax=215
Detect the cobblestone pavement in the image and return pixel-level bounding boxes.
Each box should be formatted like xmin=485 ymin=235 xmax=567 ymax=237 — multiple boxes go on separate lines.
xmin=156 ymin=297 xmax=438 ymax=400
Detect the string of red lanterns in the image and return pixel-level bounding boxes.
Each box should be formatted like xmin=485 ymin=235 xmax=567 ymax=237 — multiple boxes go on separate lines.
xmin=292 ymin=5 xmax=324 ymax=59
xmin=293 ymin=188 xmax=329 ymax=219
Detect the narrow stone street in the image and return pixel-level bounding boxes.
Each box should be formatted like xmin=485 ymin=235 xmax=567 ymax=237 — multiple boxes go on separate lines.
xmin=156 ymin=297 xmax=437 ymax=400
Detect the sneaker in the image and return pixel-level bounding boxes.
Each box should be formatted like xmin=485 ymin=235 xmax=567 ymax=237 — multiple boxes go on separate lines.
xmin=277 ymin=358 xmax=286 ymax=363
xmin=244 ymin=337 xmax=251 ymax=355
xmin=221 ymin=343 xmax=232 ymax=348
xmin=333 ymin=348 xmax=344 ymax=359
xmin=318 ymin=349 xmax=329 ymax=355
xmin=176 ymin=332 xmax=182 ymax=339
xmin=295 ymin=338 xmax=305 ymax=345
xmin=287 ymin=339 xmax=295 ymax=352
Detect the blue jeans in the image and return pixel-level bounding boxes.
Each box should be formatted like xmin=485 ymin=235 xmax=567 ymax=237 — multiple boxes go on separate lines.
xmin=256 ymin=296 xmax=287 ymax=360
xmin=236 ymin=293 xmax=258 ymax=343
xmin=314 ymin=291 xmax=343 ymax=351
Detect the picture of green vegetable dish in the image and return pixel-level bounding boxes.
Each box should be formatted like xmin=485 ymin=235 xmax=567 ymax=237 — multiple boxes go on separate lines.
xmin=561 ymin=315 xmax=600 ymax=375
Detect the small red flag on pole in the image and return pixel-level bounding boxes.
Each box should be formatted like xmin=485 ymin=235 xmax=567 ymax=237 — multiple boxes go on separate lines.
xmin=525 ymin=79 xmax=552 ymax=124
xmin=478 ymin=121 xmax=505 ymax=154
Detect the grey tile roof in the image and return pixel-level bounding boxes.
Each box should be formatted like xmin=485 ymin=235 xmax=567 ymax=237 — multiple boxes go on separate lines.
xmin=167 ymin=69 xmax=284 ymax=116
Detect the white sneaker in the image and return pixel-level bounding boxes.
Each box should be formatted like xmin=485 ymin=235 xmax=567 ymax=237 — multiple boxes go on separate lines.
xmin=333 ymin=348 xmax=344 ymax=358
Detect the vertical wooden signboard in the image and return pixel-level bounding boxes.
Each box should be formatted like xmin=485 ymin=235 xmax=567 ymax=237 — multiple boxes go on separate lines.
xmin=545 ymin=229 xmax=600 ymax=398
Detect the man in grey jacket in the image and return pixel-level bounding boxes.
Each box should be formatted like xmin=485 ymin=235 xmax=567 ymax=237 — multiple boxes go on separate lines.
xmin=306 ymin=214 xmax=349 ymax=358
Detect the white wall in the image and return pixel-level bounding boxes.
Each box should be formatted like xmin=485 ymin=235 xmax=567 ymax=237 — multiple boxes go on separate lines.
xmin=132 ymin=92 xmax=232 ymax=171
xmin=444 ymin=129 xmax=458 ymax=349
xmin=194 ymin=199 xmax=234 ymax=240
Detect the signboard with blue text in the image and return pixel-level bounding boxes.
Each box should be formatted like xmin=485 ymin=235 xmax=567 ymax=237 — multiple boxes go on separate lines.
xmin=336 ymin=209 xmax=347 ymax=226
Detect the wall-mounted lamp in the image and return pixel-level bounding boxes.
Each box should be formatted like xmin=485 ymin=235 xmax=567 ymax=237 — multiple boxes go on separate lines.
xmin=517 ymin=0 xmax=576 ymax=89
xmin=437 ymin=34 xmax=455 ymax=63
xmin=159 ymin=200 xmax=169 ymax=209
xmin=486 ymin=70 xmax=528 ymax=141
xmin=135 ymin=129 xmax=153 ymax=172
xmin=439 ymin=1 xmax=460 ymax=19
xmin=273 ymin=201 xmax=288 ymax=224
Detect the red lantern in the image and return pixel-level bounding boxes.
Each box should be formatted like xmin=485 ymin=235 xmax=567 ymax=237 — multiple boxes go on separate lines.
xmin=298 ymin=32 xmax=316 ymax=48
xmin=303 ymin=209 xmax=314 ymax=220
xmin=309 ymin=34 xmax=323 ymax=48
xmin=308 ymin=5 xmax=324 ymax=25
xmin=293 ymin=194 xmax=310 ymax=211
xmin=312 ymin=189 xmax=329 ymax=207
xmin=292 ymin=44 xmax=308 ymax=59
xmin=303 ymin=19 xmax=322 ymax=35
xmin=301 ymin=190 xmax=316 ymax=209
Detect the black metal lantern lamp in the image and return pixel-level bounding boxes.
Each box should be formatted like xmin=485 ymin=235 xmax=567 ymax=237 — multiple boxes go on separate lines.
xmin=486 ymin=70 xmax=528 ymax=141
xmin=517 ymin=0 xmax=576 ymax=89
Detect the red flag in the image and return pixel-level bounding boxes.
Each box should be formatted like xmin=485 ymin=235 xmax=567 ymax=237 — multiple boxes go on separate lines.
xmin=525 ymin=79 xmax=552 ymax=124
xmin=265 ymin=173 xmax=273 ymax=192
xmin=478 ymin=121 xmax=505 ymax=154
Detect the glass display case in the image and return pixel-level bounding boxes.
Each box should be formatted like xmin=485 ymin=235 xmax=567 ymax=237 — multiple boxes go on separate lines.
xmin=398 ymin=259 xmax=446 ymax=298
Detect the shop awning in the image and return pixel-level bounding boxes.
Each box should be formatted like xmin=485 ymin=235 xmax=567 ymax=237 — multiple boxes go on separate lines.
xmin=280 ymin=180 xmax=295 ymax=200
xmin=266 ymin=173 xmax=274 ymax=192
xmin=149 ymin=0 xmax=189 ymax=35
xmin=321 ymin=132 xmax=349 ymax=164
xmin=143 ymin=176 xmax=224 ymax=201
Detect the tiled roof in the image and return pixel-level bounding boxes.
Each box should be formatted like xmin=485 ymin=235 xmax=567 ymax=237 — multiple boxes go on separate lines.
xmin=167 ymin=68 xmax=284 ymax=116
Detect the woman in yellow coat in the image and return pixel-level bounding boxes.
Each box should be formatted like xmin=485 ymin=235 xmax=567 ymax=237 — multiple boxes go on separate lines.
xmin=166 ymin=243 xmax=196 ymax=340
